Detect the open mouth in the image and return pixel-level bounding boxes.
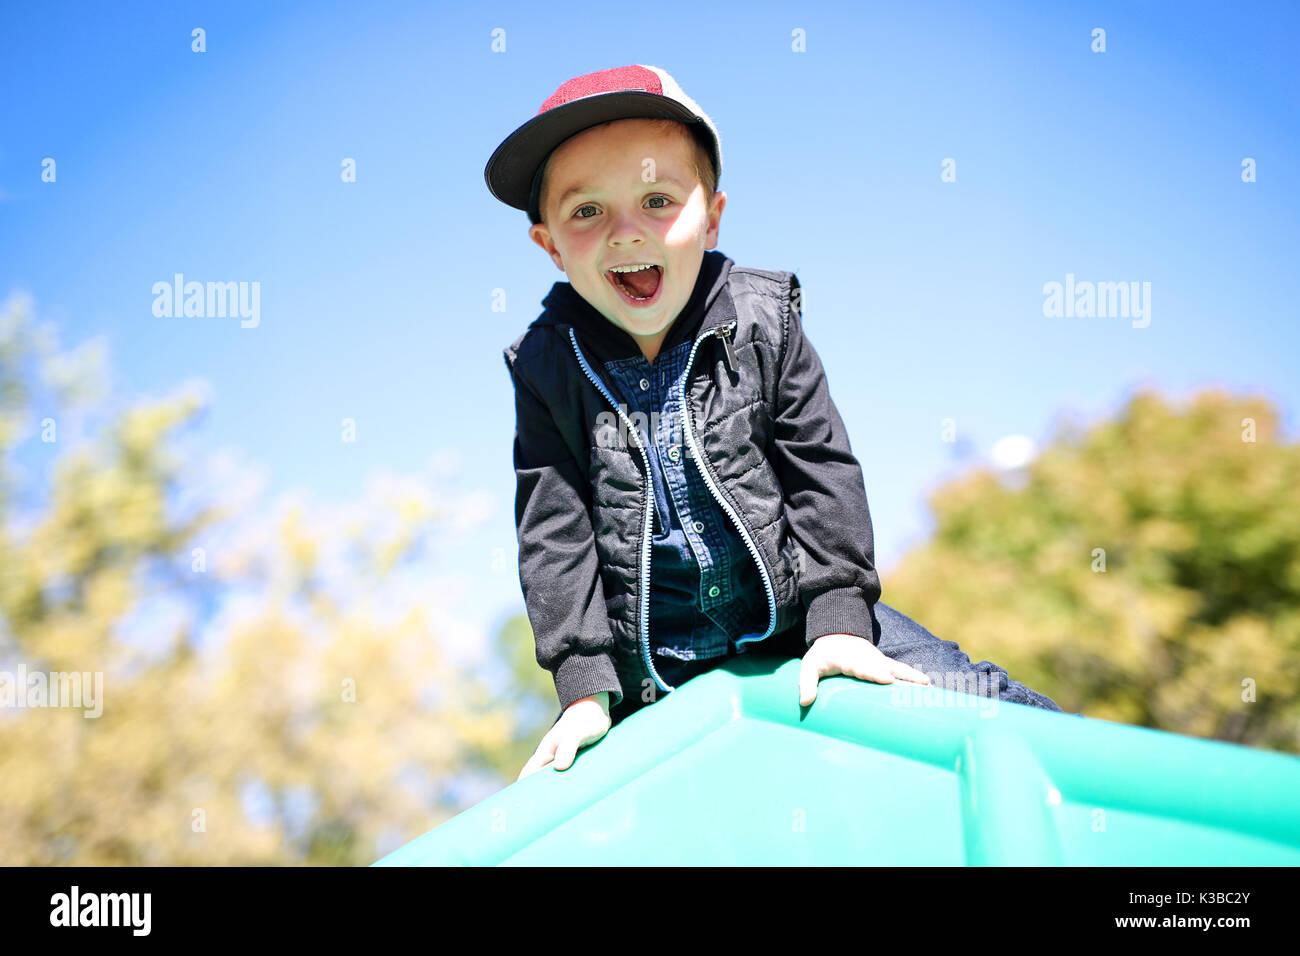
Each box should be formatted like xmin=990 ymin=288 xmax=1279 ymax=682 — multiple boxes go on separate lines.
xmin=606 ymin=265 xmax=663 ymax=307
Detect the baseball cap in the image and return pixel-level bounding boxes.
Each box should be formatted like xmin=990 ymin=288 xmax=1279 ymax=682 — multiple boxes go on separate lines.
xmin=484 ymin=64 xmax=723 ymax=225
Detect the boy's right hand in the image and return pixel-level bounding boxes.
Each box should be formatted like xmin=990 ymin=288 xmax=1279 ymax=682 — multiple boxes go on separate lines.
xmin=516 ymin=692 xmax=612 ymax=781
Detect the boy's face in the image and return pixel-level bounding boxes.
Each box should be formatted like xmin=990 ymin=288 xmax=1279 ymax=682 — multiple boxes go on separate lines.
xmin=528 ymin=118 xmax=726 ymax=363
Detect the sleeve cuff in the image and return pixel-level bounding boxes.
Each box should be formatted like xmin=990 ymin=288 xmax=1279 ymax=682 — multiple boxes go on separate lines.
xmin=553 ymin=650 xmax=624 ymax=714
xmin=804 ymin=588 xmax=875 ymax=646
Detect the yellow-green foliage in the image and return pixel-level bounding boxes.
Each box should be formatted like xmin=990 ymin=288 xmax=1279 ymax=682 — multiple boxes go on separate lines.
xmin=884 ymin=390 xmax=1300 ymax=754
xmin=0 ymin=296 xmax=547 ymax=864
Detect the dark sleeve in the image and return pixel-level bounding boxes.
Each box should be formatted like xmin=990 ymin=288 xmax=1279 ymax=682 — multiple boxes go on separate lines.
xmin=766 ymin=278 xmax=882 ymax=645
xmin=505 ymin=349 xmax=625 ymax=711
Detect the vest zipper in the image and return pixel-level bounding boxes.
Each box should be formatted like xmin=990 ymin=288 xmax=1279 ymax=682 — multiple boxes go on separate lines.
xmin=718 ymin=323 xmax=739 ymax=373
xmin=680 ymin=319 xmax=778 ymax=649
xmin=567 ymin=328 xmax=672 ymax=694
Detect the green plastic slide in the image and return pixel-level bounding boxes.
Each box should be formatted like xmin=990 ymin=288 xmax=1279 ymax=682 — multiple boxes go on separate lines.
xmin=372 ymin=654 xmax=1300 ymax=865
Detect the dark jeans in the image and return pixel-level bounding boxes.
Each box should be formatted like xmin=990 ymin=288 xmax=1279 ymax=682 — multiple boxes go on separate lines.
xmin=607 ymin=600 xmax=1069 ymax=727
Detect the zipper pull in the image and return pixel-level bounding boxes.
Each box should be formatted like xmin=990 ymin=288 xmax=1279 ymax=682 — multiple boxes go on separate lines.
xmin=718 ymin=323 xmax=738 ymax=374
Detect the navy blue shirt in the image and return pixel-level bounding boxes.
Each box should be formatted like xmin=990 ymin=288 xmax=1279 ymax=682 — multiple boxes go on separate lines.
xmin=602 ymin=338 xmax=767 ymax=662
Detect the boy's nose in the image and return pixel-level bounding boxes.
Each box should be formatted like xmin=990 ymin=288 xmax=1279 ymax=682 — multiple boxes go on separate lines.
xmin=607 ymin=210 xmax=647 ymax=242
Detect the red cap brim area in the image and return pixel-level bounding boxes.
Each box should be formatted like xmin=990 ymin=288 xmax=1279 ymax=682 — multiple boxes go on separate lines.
xmin=484 ymin=90 xmax=711 ymax=223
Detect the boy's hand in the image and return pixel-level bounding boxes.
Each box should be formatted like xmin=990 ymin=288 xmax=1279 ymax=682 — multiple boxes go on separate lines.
xmin=799 ymin=634 xmax=931 ymax=707
xmin=517 ymin=692 xmax=612 ymax=781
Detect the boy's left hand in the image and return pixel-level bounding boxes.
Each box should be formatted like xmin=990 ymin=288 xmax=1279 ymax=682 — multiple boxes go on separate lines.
xmin=799 ymin=633 xmax=932 ymax=706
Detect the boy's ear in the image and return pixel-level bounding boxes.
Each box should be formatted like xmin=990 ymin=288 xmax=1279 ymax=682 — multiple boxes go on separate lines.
xmin=704 ymin=190 xmax=727 ymax=249
xmin=528 ymin=223 xmax=565 ymax=272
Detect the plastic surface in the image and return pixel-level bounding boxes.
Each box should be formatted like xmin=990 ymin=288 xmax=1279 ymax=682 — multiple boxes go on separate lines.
xmin=372 ymin=654 xmax=1300 ymax=866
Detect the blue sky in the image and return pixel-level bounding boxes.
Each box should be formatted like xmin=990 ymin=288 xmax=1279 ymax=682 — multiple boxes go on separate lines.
xmin=3 ymin=0 xmax=1298 ymax=646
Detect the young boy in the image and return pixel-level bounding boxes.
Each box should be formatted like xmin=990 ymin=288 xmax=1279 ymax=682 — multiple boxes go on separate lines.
xmin=487 ymin=65 xmax=1065 ymax=780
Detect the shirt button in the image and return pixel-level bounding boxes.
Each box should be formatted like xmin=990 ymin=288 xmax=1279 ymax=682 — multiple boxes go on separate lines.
xmin=639 ymin=377 xmax=650 ymax=391
xmin=708 ymin=585 xmax=721 ymax=598
xmin=692 ymin=520 xmax=705 ymax=534
xmin=667 ymin=445 xmax=680 ymax=461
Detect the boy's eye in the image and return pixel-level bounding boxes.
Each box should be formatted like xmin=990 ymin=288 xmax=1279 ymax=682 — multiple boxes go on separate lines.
xmin=572 ymin=196 xmax=673 ymax=219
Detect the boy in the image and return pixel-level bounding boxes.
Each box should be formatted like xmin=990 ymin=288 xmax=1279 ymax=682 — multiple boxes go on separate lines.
xmin=488 ymin=65 xmax=1065 ymax=781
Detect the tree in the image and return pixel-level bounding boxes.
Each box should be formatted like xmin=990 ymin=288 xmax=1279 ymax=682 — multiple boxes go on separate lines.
xmin=0 ymin=293 xmax=549 ymax=863
xmin=883 ymin=389 xmax=1300 ymax=755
